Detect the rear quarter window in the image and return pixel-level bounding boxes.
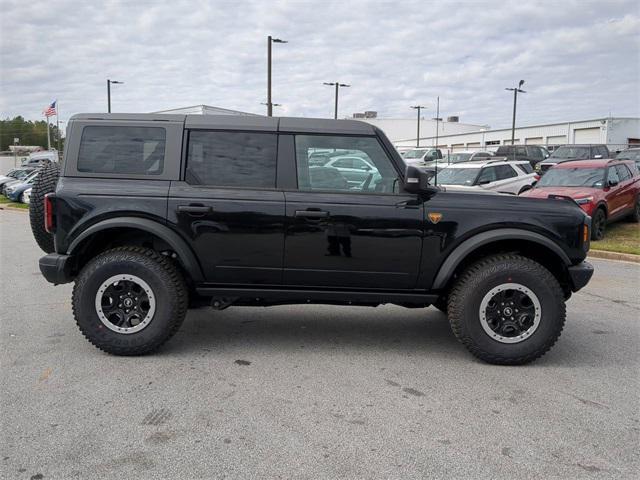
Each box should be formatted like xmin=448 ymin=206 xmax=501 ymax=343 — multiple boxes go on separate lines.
xmin=77 ymin=126 xmax=166 ymax=175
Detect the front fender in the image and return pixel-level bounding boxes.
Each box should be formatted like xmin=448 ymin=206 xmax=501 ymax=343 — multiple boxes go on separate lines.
xmin=431 ymin=228 xmax=571 ymax=290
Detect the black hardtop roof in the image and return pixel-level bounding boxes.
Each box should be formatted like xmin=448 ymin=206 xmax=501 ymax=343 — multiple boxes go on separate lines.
xmin=69 ymin=113 xmax=375 ymax=135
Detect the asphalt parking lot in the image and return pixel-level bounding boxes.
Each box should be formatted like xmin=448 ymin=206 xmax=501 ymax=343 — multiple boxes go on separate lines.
xmin=1 ymin=208 xmax=639 ymax=479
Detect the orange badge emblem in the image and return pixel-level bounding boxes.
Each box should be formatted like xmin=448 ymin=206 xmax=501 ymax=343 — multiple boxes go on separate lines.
xmin=428 ymin=212 xmax=443 ymax=224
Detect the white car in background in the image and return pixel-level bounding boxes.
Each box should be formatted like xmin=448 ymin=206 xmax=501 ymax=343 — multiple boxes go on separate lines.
xmin=401 ymin=148 xmax=442 ymax=165
xmin=324 ymin=155 xmax=378 ymax=187
xmin=434 ymin=159 xmax=538 ymax=195
xmin=22 ymin=187 xmax=32 ymax=204
xmin=424 ymin=150 xmax=494 ymax=169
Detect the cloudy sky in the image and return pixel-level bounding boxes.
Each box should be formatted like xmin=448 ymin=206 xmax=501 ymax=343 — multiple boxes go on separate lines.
xmin=1 ymin=0 xmax=638 ymax=129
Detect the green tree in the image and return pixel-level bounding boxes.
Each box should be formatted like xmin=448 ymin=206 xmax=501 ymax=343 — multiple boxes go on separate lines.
xmin=0 ymin=116 xmax=64 ymax=151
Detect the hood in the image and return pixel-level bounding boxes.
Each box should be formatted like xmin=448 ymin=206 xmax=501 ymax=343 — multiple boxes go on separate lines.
xmin=520 ymin=186 xmax=599 ymax=199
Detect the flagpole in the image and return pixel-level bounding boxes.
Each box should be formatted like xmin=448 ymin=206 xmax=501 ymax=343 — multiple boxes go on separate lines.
xmin=56 ymin=103 xmax=61 ymax=155
xmin=46 ymin=114 xmax=51 ymax=150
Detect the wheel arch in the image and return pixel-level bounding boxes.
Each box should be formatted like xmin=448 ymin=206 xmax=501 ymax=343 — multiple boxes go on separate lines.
xmin=432 ymin=228 xmax=572 ymax=293
xmin=67 ymin=217 xmax=204 ymax=283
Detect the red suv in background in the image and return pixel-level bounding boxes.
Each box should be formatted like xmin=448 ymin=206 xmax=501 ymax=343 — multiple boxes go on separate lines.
xmin=521 ymin=159 xmax=640 ymax=240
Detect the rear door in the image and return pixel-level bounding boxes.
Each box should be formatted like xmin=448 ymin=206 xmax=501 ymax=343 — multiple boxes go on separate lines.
xmin=605 ymin=165 xmax=625 ymax=217
xmin=614 ymin=164 xmax=635 ymax=214
xmin=283 ymin=134 xmax=423 ymax=289
xmin=167 ymin=129 xmax=285 ymax=285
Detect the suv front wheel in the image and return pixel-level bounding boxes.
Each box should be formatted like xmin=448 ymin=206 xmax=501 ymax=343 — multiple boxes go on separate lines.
xmin=448 ymin=254 xmax=565 ymax=365
xmin=72 ymin=247 xmax=188 ymax=355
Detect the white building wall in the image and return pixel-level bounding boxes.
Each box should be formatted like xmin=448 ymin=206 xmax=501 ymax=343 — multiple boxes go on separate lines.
xmin=394 ymin=118 xmax=639 ymax=151
xmin=362 ymin=118 xmax=485 ymax=143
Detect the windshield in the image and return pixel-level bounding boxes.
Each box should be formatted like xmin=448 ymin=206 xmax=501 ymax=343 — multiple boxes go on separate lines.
xmin=537 ymin=167 xmax=604 ymax=188
xmin=549 ymin=147 xmax=590 ymax=160
xmin=24 ymin=171 xmax=39 ymax=182
xmin=436 ymin=167 xmax=481 ymax=185
xmin=403 ymin=149 xmax=429 ymax=159
xmin=616 ymin=150 xmax=640 ymax=161
xmin=445 ymin=153 xmax=473 ymax=164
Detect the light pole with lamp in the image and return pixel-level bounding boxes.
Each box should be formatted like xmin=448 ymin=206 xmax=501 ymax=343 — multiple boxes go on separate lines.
xmin=410 ymin=105 xmax=426 ymax=147
xmin=323 ymin=82 xmax=350 ymax=119
xmin=267 ymin=36 xmax=287 ymax=117
xmin=107 ymin=79 xmax=124 ymax=113
xmin=505 ymin=80 xmax=526 ymax=145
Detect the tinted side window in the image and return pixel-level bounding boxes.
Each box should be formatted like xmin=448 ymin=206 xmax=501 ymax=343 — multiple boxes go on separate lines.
xmin=616 ymin=164 xmax=631 ymax=181
xmin=529 ymin=147 xmax=543 ymax=159
xmin=77 ymin=126 xmax=165 ymax=175
xmin=477 ymin=166 xmax=498 ymax=184
xmin=495 ymin=164 xmax=518 ymax=180
xmin=517 ymin=163 xmax=534 ymax=174
xmin=295 ymin=135 xmax=399 ymax=194
xmin=516 ymin=146 xmax=527 ymax=156
xmin=186 ymin=131 xmax=277 ymax=188
xmin=607 ymin=166 xmax=620 ymax=184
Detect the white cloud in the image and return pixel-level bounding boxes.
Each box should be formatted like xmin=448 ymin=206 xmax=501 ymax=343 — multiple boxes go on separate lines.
xmin=0 ymin=0 xmax=638 ymax=129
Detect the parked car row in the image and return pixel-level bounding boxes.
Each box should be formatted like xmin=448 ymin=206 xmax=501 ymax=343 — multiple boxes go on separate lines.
xmin=1 ymin=167 xmax=40 ymax=204
xmin=411 ymin=145 xmax=640 ymax=240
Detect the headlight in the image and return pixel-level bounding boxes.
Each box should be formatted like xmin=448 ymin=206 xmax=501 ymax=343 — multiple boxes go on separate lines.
xmin=575 ymin=196 xmax=594 ymax=205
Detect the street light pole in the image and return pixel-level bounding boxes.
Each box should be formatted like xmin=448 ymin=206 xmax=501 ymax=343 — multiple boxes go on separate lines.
xmin=267 ymin=36 xmax=287 ymax=117
xmin=505 ymin=80 xmax=526 ymax=145
xmin=107 ymin=79 xmax=124 ymax=113
xmin=323 ymin=82 xmax=350 ymax=119
xmin=410 ymin=105 xmax=426 ymax=147
xmin=434 ymin=96 xmax=440 ymax=148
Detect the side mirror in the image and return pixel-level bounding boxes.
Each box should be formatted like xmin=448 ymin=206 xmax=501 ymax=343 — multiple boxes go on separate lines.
xmin=404 ymin=165 xmax=438 ymax=195
xmin=477 ymin=179 xmax=491 ymax=185
xmin=608 ymin=179 xmax=619 ymax=187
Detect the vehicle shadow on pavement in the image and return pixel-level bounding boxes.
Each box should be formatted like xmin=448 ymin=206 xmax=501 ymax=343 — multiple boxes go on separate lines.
xmin=162 ymin=305 xmax=462 ymax=357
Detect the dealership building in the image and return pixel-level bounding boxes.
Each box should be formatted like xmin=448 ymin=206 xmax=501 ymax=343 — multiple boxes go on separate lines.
xmin=363 ymin=116 xmax=640 ymax=152
xmin=154 ymin=105 xmax=639 ymax=152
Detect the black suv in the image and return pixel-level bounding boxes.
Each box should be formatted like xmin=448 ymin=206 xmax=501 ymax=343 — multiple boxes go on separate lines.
xmin=494 ymin=145 xmax=549 ymax=168
xmin=537 ymin=144 xmax=610 ymax=173
xmin=31 ymin=113 xmax=594 ymax=364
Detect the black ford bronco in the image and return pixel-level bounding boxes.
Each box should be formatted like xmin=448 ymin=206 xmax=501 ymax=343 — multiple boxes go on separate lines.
xmin=30 ymin=113 xmax=594 ymax=364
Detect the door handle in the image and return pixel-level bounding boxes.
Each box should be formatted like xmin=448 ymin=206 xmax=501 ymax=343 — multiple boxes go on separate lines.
xmin=177 ymin=205 xmax=212 ymax=214
xmin=295 ymin=210 xmax=329 ymax=218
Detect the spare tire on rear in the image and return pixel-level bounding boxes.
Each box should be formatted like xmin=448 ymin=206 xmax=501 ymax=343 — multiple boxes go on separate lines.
xmin=29 ymin=161 xmax=60 ymax=253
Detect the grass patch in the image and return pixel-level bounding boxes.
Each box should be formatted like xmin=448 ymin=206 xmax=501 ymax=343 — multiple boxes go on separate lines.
xmin=0 ymin=196 xmax=28 ymax=209
xmin=591 ymin=222 xmax=640 ymax=255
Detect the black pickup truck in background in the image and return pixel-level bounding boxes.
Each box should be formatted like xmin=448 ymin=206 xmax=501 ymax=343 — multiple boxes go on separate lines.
xmin=29 ymin=113 xmax=593 ymax=365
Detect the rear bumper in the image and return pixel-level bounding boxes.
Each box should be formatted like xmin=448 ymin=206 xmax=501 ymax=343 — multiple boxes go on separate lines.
xmin=39 ymin=253 xmax=74 ymax=285
xmin=568 ymin=260 xmax=594 ymax=292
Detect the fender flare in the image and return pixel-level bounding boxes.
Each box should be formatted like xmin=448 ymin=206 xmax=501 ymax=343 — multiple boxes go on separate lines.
xmin=431 ymin=228 xmax=571 ymax=290
xmin=67 ymin=217 xmax=204 ymax=282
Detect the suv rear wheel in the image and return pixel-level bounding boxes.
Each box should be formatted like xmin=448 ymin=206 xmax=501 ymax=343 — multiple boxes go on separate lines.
xmin=448 ymin=254 xmax=565 ymax=365
xmin=591 ymin=208 xmax=606 ymax=240
xmin=72 ymin=246 xmax=187 ymax=355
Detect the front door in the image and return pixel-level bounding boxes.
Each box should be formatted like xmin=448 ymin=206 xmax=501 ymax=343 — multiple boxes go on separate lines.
xmin=283 ymin=134 xmax=423 ymax=289
xmin=167 ymin=130 xmax=285 ymax=285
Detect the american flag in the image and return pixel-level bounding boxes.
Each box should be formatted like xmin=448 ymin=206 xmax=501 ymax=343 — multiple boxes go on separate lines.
xmin=43 ymin=100 xmax=57 ymax=117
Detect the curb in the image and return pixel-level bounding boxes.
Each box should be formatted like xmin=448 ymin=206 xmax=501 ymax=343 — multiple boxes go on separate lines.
xmin=0 ymin=205 xmax=28 ymax=212
xmin=589 ymin=249 xmax=640 ymax=263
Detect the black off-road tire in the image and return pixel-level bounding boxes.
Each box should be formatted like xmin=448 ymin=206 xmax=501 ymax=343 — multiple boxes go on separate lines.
xmin=591 ymin=208 xmax=606 ymax=241
xmin=629 ymin=197 xmax=640 ymax=223
xmin=29 ymin=161 xmax=60 ymax=253
xmin=72 ymin=246 xmax=188 ymax=355
xmin=447 ymin=254 xmax=566 ymax=365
